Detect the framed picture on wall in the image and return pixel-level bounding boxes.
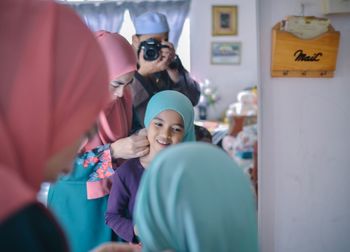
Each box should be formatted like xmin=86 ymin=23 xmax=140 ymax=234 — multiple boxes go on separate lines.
xmin=211 ymin=42 xmax=241 ymax=65
xmin=212 ymin=5 xmax=238 ymax=36
xmin=322 ymin=0 xmax=350 ymax=14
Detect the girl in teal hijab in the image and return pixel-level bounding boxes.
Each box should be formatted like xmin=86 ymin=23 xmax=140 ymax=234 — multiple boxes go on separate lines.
xmin=106 ymin=90 xmax=195 ymax=243
xmin=134 ymin=142 xmax=258 ymax=252
xmin=144 ymin=90 xmax=195 ymax=142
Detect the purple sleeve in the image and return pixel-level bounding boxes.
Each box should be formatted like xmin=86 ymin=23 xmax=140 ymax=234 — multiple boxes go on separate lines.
xmin=105 ymin=171 xmax=135 ymax=242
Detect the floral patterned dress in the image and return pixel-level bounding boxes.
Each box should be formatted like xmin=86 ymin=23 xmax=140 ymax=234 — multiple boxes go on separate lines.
xmin=48 ymin=144 xmax=118 ymax=252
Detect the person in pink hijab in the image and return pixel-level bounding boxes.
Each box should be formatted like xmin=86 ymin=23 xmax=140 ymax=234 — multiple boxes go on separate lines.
xmin=48 ymin=31 xmax=149 ymax=252
xmin=83 ymin=31 xmax=149 ymax=157
xmin=0 ymin=0 xmax=109 ymax=251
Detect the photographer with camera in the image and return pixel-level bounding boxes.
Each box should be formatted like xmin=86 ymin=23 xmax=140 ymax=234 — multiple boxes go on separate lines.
xmin=131 ymin=11 xmax=200 ymax=124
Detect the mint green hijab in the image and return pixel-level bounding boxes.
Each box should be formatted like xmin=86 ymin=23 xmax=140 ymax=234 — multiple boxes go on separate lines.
xmin=134 ymin=142 xmax=258 ymax=252
xmin=143 ymin=90 xmax=195 ymax=142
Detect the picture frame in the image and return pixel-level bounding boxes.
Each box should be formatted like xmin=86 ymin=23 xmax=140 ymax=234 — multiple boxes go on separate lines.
xmin=211 ymin=42 xmax=241 ymax=65
xmin=212 ymin=5 xmax=238 ymax=36
xmin=322 ymin=0 xmax=350 ymax=14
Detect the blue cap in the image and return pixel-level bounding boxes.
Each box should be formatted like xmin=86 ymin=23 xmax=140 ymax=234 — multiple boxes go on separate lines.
xmin=134 ymin=12 xmax=169 ymax=35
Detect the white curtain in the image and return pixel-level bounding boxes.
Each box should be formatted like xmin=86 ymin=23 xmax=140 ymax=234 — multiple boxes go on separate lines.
xmin=67 ymin=2 xmax=128 ymax=32
xmin=128 ymin=1 xmax=190 ymax=48
xmin=62 ymin=0 xmax=191 ymax=47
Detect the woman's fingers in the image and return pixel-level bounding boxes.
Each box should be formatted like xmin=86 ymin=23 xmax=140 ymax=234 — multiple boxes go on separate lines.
xmin=130 ymin=135 xmax=149 ymax=148
xmin=135 ymin=147 xmax=150 ymax=157
xmin=136 ymin=128 xmax=147 ymax=136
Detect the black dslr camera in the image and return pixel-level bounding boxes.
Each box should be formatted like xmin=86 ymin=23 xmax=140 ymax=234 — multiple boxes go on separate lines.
xmin=138 ymin=38 xmax=169 ymax=61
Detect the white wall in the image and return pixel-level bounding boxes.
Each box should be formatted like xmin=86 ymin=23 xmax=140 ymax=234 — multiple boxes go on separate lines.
xmin=258 ymin=1 xmax=350 ymax=252
xmin=190 ymin=0 xmax=258 ymax=120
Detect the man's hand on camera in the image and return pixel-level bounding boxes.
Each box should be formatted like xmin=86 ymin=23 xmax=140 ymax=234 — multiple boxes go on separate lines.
xmin=138 ymin=49 xmax=168 ymax=76
xmin=138 ymin=41 xmax=180 ymax=80
xmin=159 ymin=41 xmax=176 ymax=66
xmin=160 ymin=41 xmax=181 ymax=83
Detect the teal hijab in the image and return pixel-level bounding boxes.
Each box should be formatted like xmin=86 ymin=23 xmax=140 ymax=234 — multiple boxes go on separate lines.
xmin=134 ymin=142 xmax=258 ymax=252
xmin=143 ymin=90 xmax=195 ymax=142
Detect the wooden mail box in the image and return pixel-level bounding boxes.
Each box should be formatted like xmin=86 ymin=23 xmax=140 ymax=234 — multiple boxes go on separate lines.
xmin=271 ymin=22 xmax=340 ymax=78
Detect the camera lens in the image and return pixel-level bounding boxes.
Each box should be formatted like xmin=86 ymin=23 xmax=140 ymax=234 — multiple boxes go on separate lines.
xmin=144 ymin=48 xmax=158 ymax=61
xmin=139 ymin=38 xmax=162 ymax=61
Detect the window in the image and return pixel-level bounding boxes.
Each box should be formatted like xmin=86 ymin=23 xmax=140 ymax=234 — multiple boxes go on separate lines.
xmin=58 ymin=1 xmax=191 ymax=70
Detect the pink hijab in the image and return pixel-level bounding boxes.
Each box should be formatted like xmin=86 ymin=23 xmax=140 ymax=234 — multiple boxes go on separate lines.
xmin=0 ymin=0 xmax=109 ymax=221
xmin=83 ymin=31 xmax=137 ymax=151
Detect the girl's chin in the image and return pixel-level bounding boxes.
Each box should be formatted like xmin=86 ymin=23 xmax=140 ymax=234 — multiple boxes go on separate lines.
xmin=155 ymin=144 xmax=170 ymax=151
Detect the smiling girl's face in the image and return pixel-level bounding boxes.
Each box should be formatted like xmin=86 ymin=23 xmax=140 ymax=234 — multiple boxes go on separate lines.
xmin=147 ymin=110 xmax=184 ymax=158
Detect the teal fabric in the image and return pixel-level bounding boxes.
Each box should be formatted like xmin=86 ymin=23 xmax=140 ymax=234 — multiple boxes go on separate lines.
xmin=143 ymin=90 xmax=195 ymax=142
xmin=48 ymin=145 xmax=112 ymax=252
xmin=134 ymin=142 xmax=258 ymax=252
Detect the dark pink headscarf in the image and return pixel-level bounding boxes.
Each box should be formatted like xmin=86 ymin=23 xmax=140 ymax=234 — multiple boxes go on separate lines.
xmin=0 ymin=0 xmax=109 ymax=221
xmin=83 ymin=31 xmax=137 ymax=151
